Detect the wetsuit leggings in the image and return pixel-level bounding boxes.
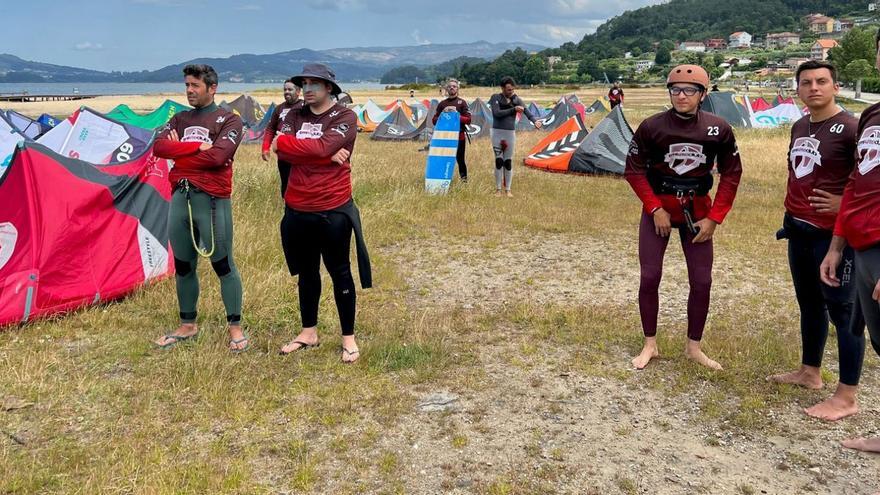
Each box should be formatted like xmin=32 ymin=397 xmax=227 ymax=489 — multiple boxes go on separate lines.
xmin=638 ymin=212 xmax=712 ymax=341
xmin=278 ymin=161 xmax=291 ymax=198
xmin=491 ymin=128 xmax=515 ymax=191
xmin=854 ymin=246 xmax=880 ymax=358
xmin=280 ymin=207 xmax=356 ymax=335
xmin=788 ymin=232 xmax=864 ymax=385
xmin=168 ymin=188 xmax=243 ymax=325
xmin=456 ymin=138 xmax=468 ymax=180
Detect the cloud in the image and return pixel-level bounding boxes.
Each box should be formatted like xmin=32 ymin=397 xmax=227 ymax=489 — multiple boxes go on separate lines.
xmin=411 ymin=29 xmax=431 ymax=45
xmin=550 ymin=0 xmax=659 ymax=16
xmin=74 ymin=42 xmax=104 ymax=51
xmin=130 ymin=0 xmax=186 ymax=5
xmin=305 ymin=0 xmax=365 ymax=10
xmin=235 ymin=4 xmax=262 ymax=10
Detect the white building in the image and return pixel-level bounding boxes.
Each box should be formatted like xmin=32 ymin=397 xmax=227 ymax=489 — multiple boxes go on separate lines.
xmin=635 ymin=60 xmax=655 ymax=73
xmin=678 ymin=41 xmax=706 ymax=52
xmin=729 ymin=31 xmax=752 ymax=49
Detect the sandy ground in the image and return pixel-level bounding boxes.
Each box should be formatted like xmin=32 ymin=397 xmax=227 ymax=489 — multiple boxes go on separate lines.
xmin=376 ymin=232 xmax=880 ymax=494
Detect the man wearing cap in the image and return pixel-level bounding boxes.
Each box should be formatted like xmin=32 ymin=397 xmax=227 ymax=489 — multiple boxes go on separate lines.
xmin=431 ymin=79 xmax=471 ymax=182
xmin=151 ymin=64 xmax=248 ymax=352
xmin=262 ymin=78 xmax=303 ymax=197
xmin=272 ymin=63 xmax=372 ymax=363
xmin=624 ymin=65 xmax=743 ymax=370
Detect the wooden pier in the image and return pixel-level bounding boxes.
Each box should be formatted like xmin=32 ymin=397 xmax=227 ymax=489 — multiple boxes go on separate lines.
xmin=0 ymin=93 xmax=101 ymax=103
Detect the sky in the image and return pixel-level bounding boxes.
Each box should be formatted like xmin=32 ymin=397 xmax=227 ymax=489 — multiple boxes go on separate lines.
xmin=4 ymin=0 xmax=664 ymax=72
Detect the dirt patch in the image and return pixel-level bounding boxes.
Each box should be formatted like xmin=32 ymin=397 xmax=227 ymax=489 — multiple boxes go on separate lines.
xmin=373 ymin=233 xmax=880 ymax=494
xmin=371 ymin=336 xmax=880 ymax=494
xmin=384 ymin=232 xmax=791 ymax=324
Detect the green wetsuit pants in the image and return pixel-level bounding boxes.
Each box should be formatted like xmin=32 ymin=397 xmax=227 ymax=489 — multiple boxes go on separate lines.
xmin=168 ymin=186 xmax=243 ymax=325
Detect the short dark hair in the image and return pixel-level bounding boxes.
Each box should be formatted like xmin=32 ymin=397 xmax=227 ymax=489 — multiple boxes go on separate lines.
xmin=183 ymin=64 xmax=218 ymax=87
xmin=284 ymin=77 xmax=299 ymax=88
xmin=500 ymin=76 xmax=516 ymax=87
xmin=796 ymin=60 xmax=837 ymax=84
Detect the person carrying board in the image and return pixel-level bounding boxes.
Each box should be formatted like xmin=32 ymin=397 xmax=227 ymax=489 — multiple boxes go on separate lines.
xmin=431 ymin=79 xmax=471 ymax=183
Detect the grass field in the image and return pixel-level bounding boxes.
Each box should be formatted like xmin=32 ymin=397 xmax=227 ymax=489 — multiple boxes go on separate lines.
xmin=1 ymin=88 xmax=879 ymax=494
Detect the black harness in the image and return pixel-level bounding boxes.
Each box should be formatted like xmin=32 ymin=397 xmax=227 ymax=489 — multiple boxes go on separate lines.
xmin=647 ymin=170 xmax=713 ymax=235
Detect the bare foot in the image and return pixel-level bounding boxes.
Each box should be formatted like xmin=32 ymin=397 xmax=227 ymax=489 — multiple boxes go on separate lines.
xmin=506 ymin=190 xmax=513 ymax=198
xmin=494 ymin=190 xmax=502 ymax=197
xmin=841 ymin=436 xmax=880 ymax=453
xmin=804 ymin=384 xmax=859 ymax=421
xmin=228 ymin=325 xmax=249 ymax=352
xmin=154 ymin=323 xmax=198 ymax=347
xmin=767 ymin=366 xmax=823 ymax=389
xmin=341 ymin=335 xmax=359 ymax=363
xmin=685 ymin=340 xmax=723 ymax=370
xmin=280 ymin=327 xmax=319 ymax=354
xmin=632 ymin=338 xmax=659 ymax=369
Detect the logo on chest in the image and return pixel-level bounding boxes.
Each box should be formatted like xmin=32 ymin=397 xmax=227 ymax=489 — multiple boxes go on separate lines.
xmin=664 ymin=143 xmax=707 ymax=175
xmin=296 ymin=122 xmax=323 ymax=139
xmin=790 ymin=137 xmax=822 ymax=179
xmin=858 ymin=125 xmax=880 ymax=175
xmin=279 ymin=108 xmax=291 ymax=121
xmin=182 ymin=126 xmax=212 ymax=143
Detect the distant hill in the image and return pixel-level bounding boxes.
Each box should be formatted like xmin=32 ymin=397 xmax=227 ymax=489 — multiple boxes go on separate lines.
xmin=0 ymin=41 xmax=547 ymax=84
xmin=0 ymin=54 xmax=122 ymax=83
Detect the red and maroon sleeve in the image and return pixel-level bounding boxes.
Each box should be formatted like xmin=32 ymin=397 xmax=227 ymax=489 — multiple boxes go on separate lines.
xmin=833 ymin=171 xmax=857 ymax=236
xmin=261 ymin=130 xmax=275 ymax=154
xmin=624 ymin=125 xmax=663 ymax=214
xmin=153 ymin=114 xmax=202 ymax=159
xmin=707 ymin=126 xmax=743 ymax=224
xmin=432 ymin=101 xmax=443 ymax=125
xmin=153 ymin=140 xmax=201 ymax=159
xmin=276 ymin=110 xmax=357 ymax=163
xmin=261 ymin=105 xmax=282 ymax=153
xmin=458 ymin=100 xmax=471 ymax=125
xmin=173 ymin=114 xmax=244 ymax=170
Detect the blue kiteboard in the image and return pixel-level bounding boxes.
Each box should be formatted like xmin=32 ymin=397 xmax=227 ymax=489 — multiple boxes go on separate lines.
xmin=425 ymin=110 xmax=460 ymax=194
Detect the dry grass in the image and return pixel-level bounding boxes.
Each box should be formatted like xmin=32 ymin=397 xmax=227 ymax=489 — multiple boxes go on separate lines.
xmin=1 ymin=89 xmax=878 ymax=494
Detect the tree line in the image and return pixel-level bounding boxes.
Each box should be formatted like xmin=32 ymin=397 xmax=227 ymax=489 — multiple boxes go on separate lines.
xmin=381 ymin=48 xmax=548 ymax=86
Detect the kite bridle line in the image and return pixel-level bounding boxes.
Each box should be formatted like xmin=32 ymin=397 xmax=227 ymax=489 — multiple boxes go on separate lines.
xmin=178 ymin=179 xmax=216 ymax=259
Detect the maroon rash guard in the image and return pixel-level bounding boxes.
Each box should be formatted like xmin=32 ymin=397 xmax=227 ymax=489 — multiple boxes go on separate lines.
xmin=625 ymin=109 xmax=743 ymax=341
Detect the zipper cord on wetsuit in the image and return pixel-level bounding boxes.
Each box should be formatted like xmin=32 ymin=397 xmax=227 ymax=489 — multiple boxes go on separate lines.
xmin=180 ymin=179 xmax=216 ymax=258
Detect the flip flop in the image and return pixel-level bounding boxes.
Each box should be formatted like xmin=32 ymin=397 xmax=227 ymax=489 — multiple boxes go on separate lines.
xmin=229 ymin=333 xmax=250 ymax=354
xmin=155 ymin=332 xmax=198 ymax=350
xmin=279 ymin=340 xmax=320 ymax=356
xmin=341 ymin=347 xmax=360 ymax=364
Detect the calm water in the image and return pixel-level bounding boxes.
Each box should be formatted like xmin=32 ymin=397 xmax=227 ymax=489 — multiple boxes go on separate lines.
xmin=0 ymin=82 xmax=386 ymax=96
